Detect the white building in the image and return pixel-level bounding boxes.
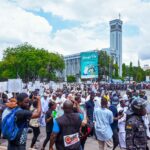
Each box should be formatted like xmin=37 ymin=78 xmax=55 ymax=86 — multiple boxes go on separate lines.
xmin=64 ymin=53 xmax=80 ymax=81
xmin=143 ymin=65 xmax=150 ymax=71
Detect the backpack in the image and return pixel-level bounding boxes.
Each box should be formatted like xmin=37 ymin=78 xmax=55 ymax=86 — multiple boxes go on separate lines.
xmin=2 ymin=107 xmax=23 ymax=141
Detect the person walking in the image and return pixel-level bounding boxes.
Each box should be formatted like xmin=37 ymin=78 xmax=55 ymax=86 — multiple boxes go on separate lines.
xmin=94 ymin=97 xmax=114 ymax=150
xmin=40 ymin=93 xmax=49 ymax=126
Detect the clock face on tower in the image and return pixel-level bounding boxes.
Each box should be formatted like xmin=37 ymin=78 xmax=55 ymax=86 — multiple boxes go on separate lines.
xmin=111 ymin=25 xmax=116 ymax=30
xmin=111 ymin=24 xmax=122 ymax=32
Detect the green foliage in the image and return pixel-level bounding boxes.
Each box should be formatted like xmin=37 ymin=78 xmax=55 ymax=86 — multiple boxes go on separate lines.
xmin=122 ymin=63 xmax=127 ymax=78
xmin=99 ymin=51 xmax=113 ymax=78
xmin=67 ymin=75 xmax=76 ymax=83
xmin=113 ymin=63 xmax=119 ymax=78
xmin=98 ymin=51 xmax=121 ymax=80
xmin=129 ymin=62 xmax=133 ymax=78
xmin=132 ymin=66 xmax=145 ymax=82
xmin=145 ymin=69 xmax=150 ymax=76
xmin=122 ymin=62 xmax=147 ymax=82
xmin=0 ymin=43 xmax=65 ymax=81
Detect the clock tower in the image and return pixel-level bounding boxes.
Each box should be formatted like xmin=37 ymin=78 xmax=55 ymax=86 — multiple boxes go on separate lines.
xmin=110 ymin=18 xmax=123 ymax=76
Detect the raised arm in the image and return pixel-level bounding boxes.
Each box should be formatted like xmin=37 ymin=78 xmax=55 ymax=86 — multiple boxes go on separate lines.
xmin=31 ymin=96 xmax=41 ymax=119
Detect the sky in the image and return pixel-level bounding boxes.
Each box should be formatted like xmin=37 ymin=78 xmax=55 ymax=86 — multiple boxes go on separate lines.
xmin=0 ymin=0 xmax=150 ymax=66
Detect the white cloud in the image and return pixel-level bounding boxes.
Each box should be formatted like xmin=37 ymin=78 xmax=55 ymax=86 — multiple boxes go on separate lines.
xmin=0 ymin=0 xmax=109 ymax=57
xmin=51 ymin=27 xmax=108 ymax=55
xmin=0 ymin=0 xmax=150 ymax=66
xmin=0 ymin=0 xmax=52 ymax=58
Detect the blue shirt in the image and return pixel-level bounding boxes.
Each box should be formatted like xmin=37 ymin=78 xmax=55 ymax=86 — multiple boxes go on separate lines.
xmin=52 ymin=113 xmax=84 ymax=133
xmin=109 ymin=105 xmax=118 ymax=130
xmin=94 ymin=108 xmax=113 ymax=141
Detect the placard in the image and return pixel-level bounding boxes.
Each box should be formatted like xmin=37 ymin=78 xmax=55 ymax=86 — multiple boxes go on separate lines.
xmin=0 ymin=82 xmax=7 ymax=93
xmin=8 ymin=79 xmax=22 ymax=93
xmin=34 ymin=81 xmax=41 ymax=89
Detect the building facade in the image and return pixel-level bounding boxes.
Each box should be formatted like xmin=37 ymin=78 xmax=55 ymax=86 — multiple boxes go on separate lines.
xmin=63 ymin=18 xmax=123 ymax=80
xmin=64 ymin=53 xmax=80 ymax=81
xmin=143 ymin=64 xmax=150 ymax=71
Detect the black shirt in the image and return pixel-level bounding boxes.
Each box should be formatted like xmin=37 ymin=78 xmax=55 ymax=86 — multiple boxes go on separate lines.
xmin=8 ymin=109 xmax=32 ymax=150
xmin=45 ymin=109 xmax=53 ymax=133
xmin=85 ymin=100 xmax=94 ymax=122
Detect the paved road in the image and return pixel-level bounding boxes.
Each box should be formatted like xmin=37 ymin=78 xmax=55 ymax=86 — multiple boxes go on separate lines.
xmin=1 ymin=90 xmax=150 ymax=150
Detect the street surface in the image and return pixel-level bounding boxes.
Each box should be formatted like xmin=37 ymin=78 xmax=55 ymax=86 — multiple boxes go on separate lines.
xmin=0 ymin=90 xmax=150 ymax=150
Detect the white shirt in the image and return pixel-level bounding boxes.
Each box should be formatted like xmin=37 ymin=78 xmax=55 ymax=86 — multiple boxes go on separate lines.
xmin=94 ymin=96 xmax=101 ymax=109
xmin=142 ymin=114 xmax=150 ymax=138
xmin=117 ymin=106 xmax=127 ymax=133
xmin=41 ymin=97 xmax=49 ymax=113
xmin=81 ymin=97 xmax=86 ymax=104
xmin=56 ymin=97 xmax=64 ymax=117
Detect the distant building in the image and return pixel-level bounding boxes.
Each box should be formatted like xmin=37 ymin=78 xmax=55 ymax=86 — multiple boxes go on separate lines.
xmin=63 ymin=17 xmax=123 ymax=80
xmin=64 ymin=53 xmax=80 ymax=81
xmin=143 ymin=64 xmax=150 ymax=71
xmin=100 ymin=48 xmax=110 ymax=55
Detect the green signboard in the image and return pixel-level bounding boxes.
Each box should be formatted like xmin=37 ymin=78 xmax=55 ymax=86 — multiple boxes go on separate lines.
xmin=80 ymin=51 xmax=98 ymax=79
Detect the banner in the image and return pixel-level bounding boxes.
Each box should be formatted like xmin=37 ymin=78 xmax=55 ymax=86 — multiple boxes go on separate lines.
xmin=34 ymin=81 xmax=41 ymax=89
xmin=0 ymin=82 xmax=7 ymax=93
xmin=8 ymin=79 xmax=22 ymax=93
xmin=80 ymin=51 xmax=98 ymax=79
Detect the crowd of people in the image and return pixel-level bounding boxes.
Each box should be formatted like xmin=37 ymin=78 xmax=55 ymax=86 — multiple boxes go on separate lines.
xmin=0 ymin=82 xmax=150 ymax=150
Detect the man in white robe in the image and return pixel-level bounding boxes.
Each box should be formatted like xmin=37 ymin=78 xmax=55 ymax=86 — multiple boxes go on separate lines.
xmin=40 ymin=93 xmax=49 ymax=126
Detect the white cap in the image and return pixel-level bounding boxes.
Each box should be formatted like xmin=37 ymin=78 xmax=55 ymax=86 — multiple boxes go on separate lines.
xmin=44 ymin=93 xmax=49 ymax=97
xmin=123 ymin=94 xmax=128 ymax=100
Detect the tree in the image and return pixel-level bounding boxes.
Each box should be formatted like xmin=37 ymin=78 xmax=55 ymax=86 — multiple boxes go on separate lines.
xmin=132 ymin=66 xmax=145 ymax=82
xmin=67 ymin=75 xmax=76 ymax=83
xmin=122 ymin=63 xmax=127 ymax=78
xmin=136 ymin=72 xmax=143 ymax=82
xmin=113 ymin=63 xmax=119 ymax=78
xmin=99 ymin=51 xmax=113 ymax=80
xmin=0 ymin=43 xmax=65 ymax=81
xmin=129 ymin=62 xmax=133 ymax=81
xmin=145 ymin=69 xmax=150 ymax=76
